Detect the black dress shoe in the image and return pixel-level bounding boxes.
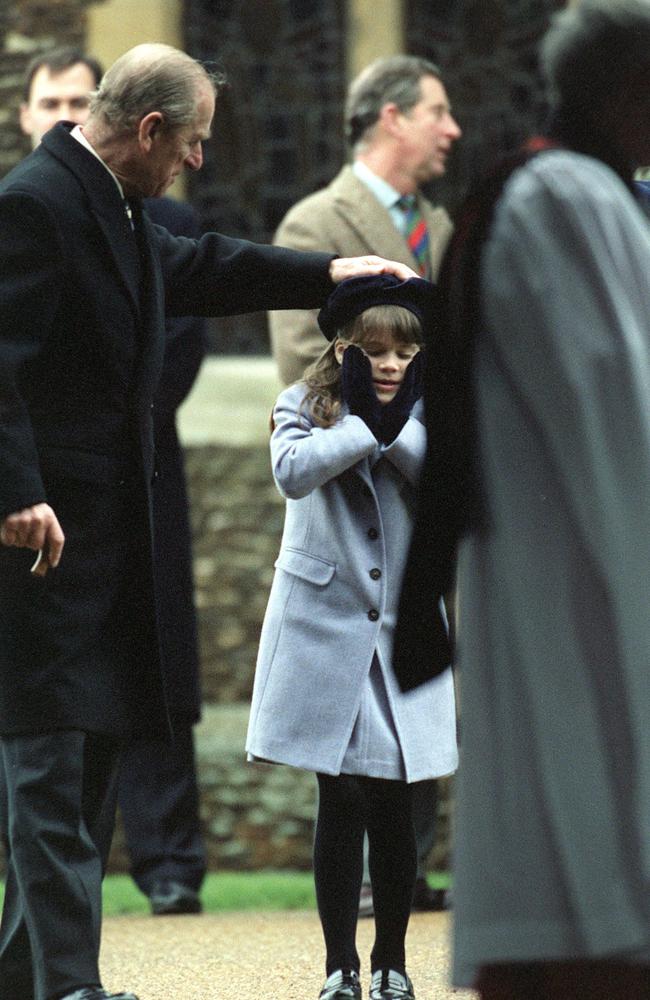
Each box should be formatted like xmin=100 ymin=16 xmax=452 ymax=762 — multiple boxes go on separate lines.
xmin=59 ymin=989 xmax=140 ymax=1000
xmin=318 ymin=969 xmax=361 ymax=999
xmin=148 ymin=879 xmax=202 ymax=915
xmin=369 ymin=970 xmax=415 ymax=999
xmin=410 ymin=876 xmax=448 ymax=912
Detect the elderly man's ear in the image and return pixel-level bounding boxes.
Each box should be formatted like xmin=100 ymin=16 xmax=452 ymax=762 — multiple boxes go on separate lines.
xmin=138 ymin=111 xmax=164 ymax=150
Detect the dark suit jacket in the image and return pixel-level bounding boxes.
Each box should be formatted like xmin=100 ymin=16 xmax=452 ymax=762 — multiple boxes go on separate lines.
xmin=0 ymin=123 xmax=334 ymax=739
xmin=144 ymin=196 xmax=205 ymax=724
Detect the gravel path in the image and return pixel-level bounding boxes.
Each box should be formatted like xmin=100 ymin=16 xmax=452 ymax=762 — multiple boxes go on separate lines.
xmin=100 ymin=910 xmax=478 ymax=999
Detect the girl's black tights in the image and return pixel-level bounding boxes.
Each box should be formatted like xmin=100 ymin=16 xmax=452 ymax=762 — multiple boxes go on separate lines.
xmin=314 ymin=772 xmax=417 ymax=977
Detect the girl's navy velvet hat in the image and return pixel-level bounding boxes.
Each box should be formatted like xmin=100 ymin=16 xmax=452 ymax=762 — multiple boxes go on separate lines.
xmin=317 ymin=274 xmax=437 ymax=341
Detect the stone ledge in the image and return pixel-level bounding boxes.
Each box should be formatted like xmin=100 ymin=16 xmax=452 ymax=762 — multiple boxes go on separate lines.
xmin=178 ymin=356 xmax=282 ymax=446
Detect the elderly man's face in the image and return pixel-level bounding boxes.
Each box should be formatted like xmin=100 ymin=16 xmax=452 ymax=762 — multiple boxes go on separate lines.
xmin=20 ymin=63 xmax=96 ymax=148
xmin=138 ymin=81 xmax=215 ymax=198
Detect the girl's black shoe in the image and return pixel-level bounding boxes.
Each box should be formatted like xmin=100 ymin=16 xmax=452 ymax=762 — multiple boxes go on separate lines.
xmin=369 ymin=970 xmax=415 ymax=999
xmin=319 ymin=969 xmax=362 ymax=999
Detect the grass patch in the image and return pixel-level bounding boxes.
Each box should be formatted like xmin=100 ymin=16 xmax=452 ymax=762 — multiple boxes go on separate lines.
xmin=103 ymin=871 xmax=317 ymax=915
xmin=1 ymin=870 xmax=450 ymax=917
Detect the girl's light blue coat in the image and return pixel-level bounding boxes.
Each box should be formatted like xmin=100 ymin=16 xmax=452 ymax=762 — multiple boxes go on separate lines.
xmin=246 ymin=382 xmax=458 ymax=781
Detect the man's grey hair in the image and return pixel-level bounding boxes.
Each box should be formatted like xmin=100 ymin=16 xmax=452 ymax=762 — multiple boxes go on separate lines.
xmin=90 ymin=43 xmax=226 ymax=133
xmin=541 ymin=0 xmax=650 ymax=112
xmin=345 ymin=54 xmax=442 ymax=150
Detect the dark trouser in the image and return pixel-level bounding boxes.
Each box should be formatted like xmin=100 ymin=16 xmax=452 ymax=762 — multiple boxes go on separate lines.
xmin=476 ymin=960 xmax=650 ymax=999
xmin=0 ymin=730 xmax=121 ymax=1000
xmin=117 ymin=725 xmax=206 ymax=895
xmin=315 ymin=773 xmax=417 ymax=977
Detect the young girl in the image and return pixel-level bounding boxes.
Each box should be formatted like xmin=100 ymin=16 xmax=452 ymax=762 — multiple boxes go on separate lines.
xmin=246 ymin=274 xmax=457 ymax=1000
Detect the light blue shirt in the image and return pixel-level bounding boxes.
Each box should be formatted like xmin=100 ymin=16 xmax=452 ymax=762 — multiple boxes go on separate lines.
xmin=352 ymin=160 xmax=410 ymax=236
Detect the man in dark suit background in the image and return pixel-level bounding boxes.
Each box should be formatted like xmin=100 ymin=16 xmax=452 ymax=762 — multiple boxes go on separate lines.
xmin=0 ymin=41 xmax=415 ymax=1000
xmin=122 ymin=194 xmax=207 ymax=916
xmin=19 ymin=47 xmax=102 ymax=149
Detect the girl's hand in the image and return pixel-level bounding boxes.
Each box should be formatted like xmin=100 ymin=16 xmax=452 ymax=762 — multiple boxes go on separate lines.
xmin=379 ymin=351 xmax=424 ymax=445
xmin=340 ymin=344 xmax=382 ymax=438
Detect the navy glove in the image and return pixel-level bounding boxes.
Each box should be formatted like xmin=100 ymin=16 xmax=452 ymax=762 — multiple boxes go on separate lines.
xmin=379 ymin=350 xmax=424 ymax=445
xmin=340 ymin=344 xmax=382 ymax=438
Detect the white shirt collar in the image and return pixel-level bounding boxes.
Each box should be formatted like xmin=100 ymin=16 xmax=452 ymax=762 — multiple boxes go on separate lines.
xmin=352 ymin=160 xmax=402 ymax=210
xmin=71 ymin=124 xmax=126 ymax=199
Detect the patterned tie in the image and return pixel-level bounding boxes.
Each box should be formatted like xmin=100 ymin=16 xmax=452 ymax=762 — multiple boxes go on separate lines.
xmin=397 ymin=195 xmax=430 ymax=277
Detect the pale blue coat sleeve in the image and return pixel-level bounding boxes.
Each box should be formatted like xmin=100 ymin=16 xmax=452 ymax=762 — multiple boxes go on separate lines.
xmin=271 ymin=382 xmax=378 ymax=498
xmin=271 ymin=384 xmax=426 ymax=498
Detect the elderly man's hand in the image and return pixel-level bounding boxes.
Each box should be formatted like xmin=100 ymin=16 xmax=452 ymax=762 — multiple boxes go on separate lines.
xmin=330 ymin=255 xmax=418 ymax=284
xmin=0 ymin=502 xmax=65 ymax=574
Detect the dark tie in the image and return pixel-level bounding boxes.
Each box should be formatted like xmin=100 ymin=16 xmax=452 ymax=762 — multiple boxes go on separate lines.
xmin=397 ymin=195 xmax=430 ymax=277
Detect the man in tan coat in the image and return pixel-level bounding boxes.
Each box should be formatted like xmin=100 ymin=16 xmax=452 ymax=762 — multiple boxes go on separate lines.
xmin=269 ymin=54 xmax=461 ymax=385
xmin=269 ymin=54 xmax=461 ymax=914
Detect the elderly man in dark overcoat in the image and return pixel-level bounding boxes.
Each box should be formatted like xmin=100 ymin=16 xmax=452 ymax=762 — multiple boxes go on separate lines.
xmin=0 ymin=42 xmax=414 ymax=1000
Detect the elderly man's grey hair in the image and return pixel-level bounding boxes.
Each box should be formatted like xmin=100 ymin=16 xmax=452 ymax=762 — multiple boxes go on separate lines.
xmin=541 ymin=0 xmax=650 ymax=112
xmin=90 ymin=43 xmax=226 ymax=133
xmin=345 ymin=54 xmax=442 ymax=150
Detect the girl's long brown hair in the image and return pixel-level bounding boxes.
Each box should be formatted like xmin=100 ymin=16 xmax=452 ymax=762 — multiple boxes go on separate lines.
xmin=300 ymin=304 xmax=423 ymax=427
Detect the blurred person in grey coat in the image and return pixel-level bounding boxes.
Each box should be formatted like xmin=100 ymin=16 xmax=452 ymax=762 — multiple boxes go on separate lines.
xmin=117 ymin=194 xmax=208 ymax=916
xmin=247 ymin=275 xmax=457 ymax=1000
xmin=395 ymin=2 xmax=650 ymax=998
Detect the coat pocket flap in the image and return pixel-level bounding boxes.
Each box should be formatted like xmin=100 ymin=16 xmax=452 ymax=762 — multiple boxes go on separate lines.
xmin=274 ymin=548 xmax=336 ymax=585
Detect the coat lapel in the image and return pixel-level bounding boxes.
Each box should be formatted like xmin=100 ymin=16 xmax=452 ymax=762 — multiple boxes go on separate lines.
xmin=330 ymin=165 xmax=452 ymax=280
xmin=40 ymin=126 xmax=169 ymax=411
xmin=40 ymin=124 xmax=142 ymax=314
xmin=420 ymin=198 xmax=453 ymax=279
xmin=330 ymin=166 xmax=417 ymax=268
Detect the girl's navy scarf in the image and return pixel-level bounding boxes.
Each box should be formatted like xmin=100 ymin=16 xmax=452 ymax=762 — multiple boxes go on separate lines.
xmin=392 ymin=109 xmax=637 ymax=692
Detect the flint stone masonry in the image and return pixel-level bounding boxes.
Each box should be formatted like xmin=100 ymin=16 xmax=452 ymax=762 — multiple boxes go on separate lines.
xmin=109 ymin=704 xmax=320 ymax=873
xmin=187 ymin=442 xmax=283 ymax=704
